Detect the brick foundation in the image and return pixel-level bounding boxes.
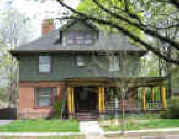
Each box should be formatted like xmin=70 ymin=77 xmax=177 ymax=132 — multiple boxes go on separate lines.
xmin=18 ymin=82 xmax=65 ymax=119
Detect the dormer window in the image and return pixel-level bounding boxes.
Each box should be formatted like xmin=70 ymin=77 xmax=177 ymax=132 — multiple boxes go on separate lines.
xmin=66 ymin=32 xmax=93 ymax=45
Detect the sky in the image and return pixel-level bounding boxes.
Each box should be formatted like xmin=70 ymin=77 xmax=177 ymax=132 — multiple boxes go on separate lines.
xmin=0 ymin=0 xmax=79 ymax=38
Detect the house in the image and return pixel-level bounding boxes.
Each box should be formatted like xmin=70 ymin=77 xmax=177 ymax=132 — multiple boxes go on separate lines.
xmin=10 ymin=19 xmax=167 ymax=119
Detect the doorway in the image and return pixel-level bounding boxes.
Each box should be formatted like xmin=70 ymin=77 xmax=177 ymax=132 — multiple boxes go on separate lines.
xmin=75 ymin=87 xmax=98 ymax=113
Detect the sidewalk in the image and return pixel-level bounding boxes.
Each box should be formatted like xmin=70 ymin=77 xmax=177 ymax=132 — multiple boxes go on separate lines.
xmin=80 ymin=121 xmax=104 ymax=135
xmin=0 ymin=120 xmax=13 ymax=126
xmin=104 ymin=127 xmax=179 ymax=135
xmin=0 ymin=126 xmax=179 ymax=136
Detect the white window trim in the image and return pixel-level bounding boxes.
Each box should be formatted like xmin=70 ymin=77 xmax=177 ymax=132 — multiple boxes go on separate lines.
xmin=39 ymin=56 xmax=51 ymax=73
xmin=76 ymin=56 xmax=85 ymax=67
xmin=109 ymin=55 xmax=120 ymax=72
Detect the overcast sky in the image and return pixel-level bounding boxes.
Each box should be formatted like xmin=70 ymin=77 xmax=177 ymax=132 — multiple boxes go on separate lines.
xmin=0 ymin=0 xmax=79 ymax=38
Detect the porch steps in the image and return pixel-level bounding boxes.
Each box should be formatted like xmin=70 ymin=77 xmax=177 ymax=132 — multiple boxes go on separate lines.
xmin=76 ymin=112 xmax=98 ymax=121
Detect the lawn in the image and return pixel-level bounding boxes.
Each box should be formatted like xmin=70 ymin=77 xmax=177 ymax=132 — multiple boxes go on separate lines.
xmin=1 ymin=136 xmax=85 ymax=139
xmin=102 ymin=119 xmax=179 ymax=131
xmin=0 ymin=119 xmax=80 ymax=132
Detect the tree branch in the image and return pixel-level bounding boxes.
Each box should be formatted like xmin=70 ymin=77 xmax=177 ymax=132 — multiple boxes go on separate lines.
xmin=56 ymin=0 xmax=179 ymax=65
xmin=90 ymin=0 xmax=179 ymax=50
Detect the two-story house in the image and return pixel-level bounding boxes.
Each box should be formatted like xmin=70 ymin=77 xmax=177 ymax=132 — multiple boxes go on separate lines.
xmin=10 ymin=19 xmax=167 ymax=119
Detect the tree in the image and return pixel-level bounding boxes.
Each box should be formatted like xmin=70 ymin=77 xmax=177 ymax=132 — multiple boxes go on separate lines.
xmin=56 ymin=0 xmax=179 ymax=65
xmin=0 ymin=8 xmax=33 ymax=107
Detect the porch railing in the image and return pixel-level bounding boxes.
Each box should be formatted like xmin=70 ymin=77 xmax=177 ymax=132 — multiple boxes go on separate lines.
xmin=146 ymin=101 xmax=162 ymax=110
xmin=105 ymin=100 xmax=163 ymax=112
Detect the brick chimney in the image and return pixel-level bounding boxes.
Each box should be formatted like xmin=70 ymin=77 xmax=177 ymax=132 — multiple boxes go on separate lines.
xmin=41 ymin=19 xmax=55 ymax=35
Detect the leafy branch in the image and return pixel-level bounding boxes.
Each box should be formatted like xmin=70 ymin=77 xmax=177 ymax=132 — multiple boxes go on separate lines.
xmin=56 ymin=0 xmax=179 ymax=65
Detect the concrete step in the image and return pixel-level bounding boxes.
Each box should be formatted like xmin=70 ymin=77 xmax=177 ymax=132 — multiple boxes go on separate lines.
xmin=76 ymin=112 xmax=98 ymax=121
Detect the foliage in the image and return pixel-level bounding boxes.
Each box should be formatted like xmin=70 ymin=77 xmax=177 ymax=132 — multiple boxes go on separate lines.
xmin=140 ymin=53 xmax=160 ymax=77
xmin=103 ymin=113 xmax=160 ymax=120
xmin=0 ymin=119 xmax=80 ymax=132
xmin=77 ymin=0 xmax=143 ymax=38
xmin=58 ymin=0 xmax=179 ymax=64
xmin=54 ymin=100 xmax=65 ymax=119
xmin=160 ymin=98 xmax=179 ymax=119
xmin=0 ymin=8 xmax=33 ymax=107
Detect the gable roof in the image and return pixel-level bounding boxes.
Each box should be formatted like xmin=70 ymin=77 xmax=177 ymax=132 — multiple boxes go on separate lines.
xmin=10 ymin=21 xmax=146 ymax=56
xmin=60 ymin=20 xmax=99 ymax=32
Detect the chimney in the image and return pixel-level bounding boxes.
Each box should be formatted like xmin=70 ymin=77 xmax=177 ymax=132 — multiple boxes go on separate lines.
xmin=41 ymin=19 xmax=55 ymax=35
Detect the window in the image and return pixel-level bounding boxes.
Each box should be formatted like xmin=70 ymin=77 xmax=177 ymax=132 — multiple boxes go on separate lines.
xmin=109 ymin=55 xmax=120 ymax=72
xmin=76 ymin=56 xmax=85 ymax=67
xmin=66 ymin=32 xmax=94 ymax=45
xmin=39 ymin=56 xmax=51 ymax=73
xmin=34 ymin=88 xmax=56 ymax=107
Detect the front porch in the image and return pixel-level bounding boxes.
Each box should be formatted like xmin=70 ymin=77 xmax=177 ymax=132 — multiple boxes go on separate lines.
xmin=65 ymin=77 xmax=167 ymax=120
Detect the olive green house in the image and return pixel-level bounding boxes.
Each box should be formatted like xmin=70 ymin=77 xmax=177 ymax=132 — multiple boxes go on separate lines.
xmin=10 ymin=19 xmax=167 ymax=120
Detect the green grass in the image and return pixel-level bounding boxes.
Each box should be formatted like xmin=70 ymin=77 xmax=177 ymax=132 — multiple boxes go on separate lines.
xmin=103 ymin=114 xmax=160 ymax=120
xmin=1 ymin=136 xmax=85 ymax=139
xmin=0 ymin=119 xmax=80 ymax=132
xmin=103 ymin=119 xmax=179 ymax=131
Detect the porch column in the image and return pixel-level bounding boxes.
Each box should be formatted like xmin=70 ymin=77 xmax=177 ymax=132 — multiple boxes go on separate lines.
xmin=142 ymin=88 xmax=146 ymax=110
xmin=71 ymin=87 xmax=75 ymax=113
xmin=151 ymin=88 xmax=155 ymax=102
xmin=98 ymin=87 xmax=105 ymax=114
xmin=98 ymin=87 xmax=102 ymax=114
xmin=101 ymin=87 xmax=105 ymax=113
xmin=67 ymin=87 xmax=75 ymax=117
xmin=161 ymin=87 xmax=167 ymax=109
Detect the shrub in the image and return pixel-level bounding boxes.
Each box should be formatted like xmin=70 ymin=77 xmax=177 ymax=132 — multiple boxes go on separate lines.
xmin=160 ymin=98 xmax=179 ymax=119
xmin=54 ymin=100 xmax=65 ymax=119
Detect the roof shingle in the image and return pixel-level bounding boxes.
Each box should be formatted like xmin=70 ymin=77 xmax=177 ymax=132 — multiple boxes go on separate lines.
xmin=11 ymin=30 xmax=145 ymax=53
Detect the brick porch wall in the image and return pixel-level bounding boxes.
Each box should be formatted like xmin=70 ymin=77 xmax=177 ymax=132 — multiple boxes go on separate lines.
xmin=18 ymin=82 xmax=65 ymax=119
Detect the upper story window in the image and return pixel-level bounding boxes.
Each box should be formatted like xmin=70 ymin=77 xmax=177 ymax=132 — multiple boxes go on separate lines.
xmin=39 ymin=56 xmax=51 ymax=73
xmin=66 ymin=32 xmax=94 ymax=45
xmin=109 ymin=55 xmax=120 ymax=72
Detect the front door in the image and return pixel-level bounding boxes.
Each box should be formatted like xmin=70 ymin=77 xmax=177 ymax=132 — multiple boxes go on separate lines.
xmin=75 ymin=87 xmax=97 ymax=112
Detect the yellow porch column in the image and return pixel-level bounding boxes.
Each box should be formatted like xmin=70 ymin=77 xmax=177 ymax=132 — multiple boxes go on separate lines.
xmin=67 ymin=87 xmax=75 ymax=114
xmin=101 ymin=87 xmax=105 ymax=113
xmin=67 ymin=87 xmax=72 ymax=114
xmin=71 ymin=87 xmax=75 ymax=113
xmin=98 ymin=87 xmax=102 ymax=113
xmin=161 ymin=87 xmax=167 ymax=109
xmin=142 ymin=88 xmax=146 ymax=110
xmin=98 ymin=87 xmax=105 ymax=114
xmin=151 ymin=88 xmax=155 ymax=102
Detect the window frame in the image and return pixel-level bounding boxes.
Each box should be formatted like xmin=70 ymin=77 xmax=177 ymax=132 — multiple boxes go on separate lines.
xmin=76 ymin=55 xmax=86 ymax=67
xmin=34 ymin=88 xmax=56 ymax=108
xmin=66 ymin=31 xmax=94 ymax=45
xmin=109 ymin=55 xmax=120 ymax=72
xmin=38 ymin=55 xmax=52 ymax=73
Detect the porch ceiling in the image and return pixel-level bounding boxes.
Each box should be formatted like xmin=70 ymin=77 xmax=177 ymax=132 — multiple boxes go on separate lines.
xmin=64 ymin=77 xmax=167 ymax=88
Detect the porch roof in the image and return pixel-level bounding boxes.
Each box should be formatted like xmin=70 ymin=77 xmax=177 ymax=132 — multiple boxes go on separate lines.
xmin=64 ymin=77 xmax=167 ymax=88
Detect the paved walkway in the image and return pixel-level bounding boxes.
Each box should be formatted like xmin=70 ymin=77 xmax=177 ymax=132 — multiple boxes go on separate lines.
xmin=80 ymin=121 xmax=104 ymax=135
xmin=0 ymin=120 xmax=13 ymax=126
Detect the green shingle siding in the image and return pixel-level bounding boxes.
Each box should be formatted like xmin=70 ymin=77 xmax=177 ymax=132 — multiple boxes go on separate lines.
xmin=19 ymin=54 xmax=140 ymax=82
